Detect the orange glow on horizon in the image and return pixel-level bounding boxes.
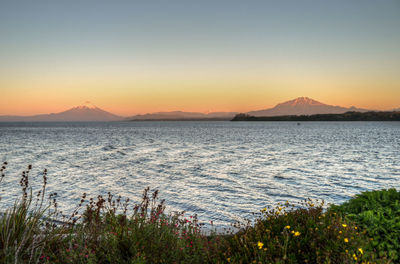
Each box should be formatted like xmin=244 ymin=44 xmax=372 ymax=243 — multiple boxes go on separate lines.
xmin=1 ymin=69 xmax=399 ymax=116
xmin=1 ymin=91 xmax=399 ymax=117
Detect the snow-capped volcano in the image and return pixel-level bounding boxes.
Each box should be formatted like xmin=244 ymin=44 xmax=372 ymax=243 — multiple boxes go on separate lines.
xmin=73 ymin=101 xmax=98 ymax=110
xmin=279 ymin=97 xmax=325 ymax=107
xmin=0 ymin=102 xmax=123 ymax=122
xmin=248 ymin=97 xmax=370 ymax=116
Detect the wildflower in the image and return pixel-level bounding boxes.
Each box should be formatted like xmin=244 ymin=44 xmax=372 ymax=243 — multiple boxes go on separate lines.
xmin=294 ymin=231 xmax=301 ymax=237
xmin=358 ymin=248 xmax=363 ymax=255
xmin=353 ymin=253 xmax=357 ymax=260
xmin=227 ymin=258 xmax=230 ymax=262
xmin=291 ymin=230 xmax=295 ymax=234
xmin=354 ymin=226 xmax=358 ymax=230
xmin=342 ymin=224 xmax=347 ymax=228
xmin=285 ymin=225 xmax=291 ymax=229
xmin=263 ymin=248 xmax=267 ymax=251
xmin=339 ymin=231 xmax=342 ymax=234
xmin=344 ymin=238 xmax=349 ymax=243
xmin=258 ymin=241 xmax=264 ymax=249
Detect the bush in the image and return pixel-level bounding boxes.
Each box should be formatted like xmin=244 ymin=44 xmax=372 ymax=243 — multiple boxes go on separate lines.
xmin=330 ymin=188 xmax=400 ymax=262
xmin=219 ymin=200 xmax=378 ymax=263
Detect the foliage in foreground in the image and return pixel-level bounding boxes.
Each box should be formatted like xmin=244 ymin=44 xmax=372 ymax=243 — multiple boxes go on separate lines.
xmin=220 ymin=200 xmax=383 ymax=263
xmin=331 ymin=188 xmax=400 ymax=262
xmin=0 ymin=163 xmax=396 ymax=263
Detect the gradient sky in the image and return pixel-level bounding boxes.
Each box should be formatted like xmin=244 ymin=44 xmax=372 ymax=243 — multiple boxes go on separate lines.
xmin=1 ymin=0 xmax=399 ymax=116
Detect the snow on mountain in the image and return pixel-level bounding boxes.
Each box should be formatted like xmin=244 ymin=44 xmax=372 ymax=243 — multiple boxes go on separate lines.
xmin=73 ymin=101 xmax=98 ymax=110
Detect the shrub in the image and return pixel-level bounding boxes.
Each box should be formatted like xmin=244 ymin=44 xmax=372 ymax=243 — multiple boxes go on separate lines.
xmin=330 ymin=188 xmax=400 ymax=262
xmin=219 ymin=200 xmax=379 ymax=263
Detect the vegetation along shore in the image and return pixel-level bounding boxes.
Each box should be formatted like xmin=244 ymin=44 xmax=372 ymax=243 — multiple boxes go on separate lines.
xmin=1 ymin=163 xmax=399 ymax=263
xmin=232 ymin=111 xmax=400 ymax=122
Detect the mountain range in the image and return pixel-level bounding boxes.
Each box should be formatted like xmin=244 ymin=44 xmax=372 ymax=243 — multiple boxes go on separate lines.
xmin=247 ymin=97 xmax=371 ymax=116
xmin=126 ymin=111 xmax=238 ymax=121
xmin=0 ymin=97 xmax=395 ymax=122
xmin=0 ymin=102 xmax=122 ymax=122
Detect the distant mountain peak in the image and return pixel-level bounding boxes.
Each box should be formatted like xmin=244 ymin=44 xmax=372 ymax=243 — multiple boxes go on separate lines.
xmin=278 ymin=97 xmax=325 ymax=107
xmin=248 ymin=96 xmax=370 ymax=117
xmin=74 ymin=101 xmax=98 ymax=110
xmin=0 ymin=102 xmax=123 ymax=122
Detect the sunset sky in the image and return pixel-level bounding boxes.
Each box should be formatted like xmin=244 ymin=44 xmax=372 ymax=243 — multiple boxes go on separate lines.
xmin=1 ymin=0 xmax=399 ymax=116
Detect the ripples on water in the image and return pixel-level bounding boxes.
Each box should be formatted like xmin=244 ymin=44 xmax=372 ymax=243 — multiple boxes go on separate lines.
xmin=0 ymin=121 xmax=399 ymax=226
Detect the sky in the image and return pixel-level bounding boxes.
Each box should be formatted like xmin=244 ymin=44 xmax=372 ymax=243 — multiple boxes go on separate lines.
xmin=0 ymin=0 xmax=399 ymax=116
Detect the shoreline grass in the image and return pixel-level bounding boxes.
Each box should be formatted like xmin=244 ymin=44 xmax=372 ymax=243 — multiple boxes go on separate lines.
xmin=0 ymin=163 xmax=398 ymax=263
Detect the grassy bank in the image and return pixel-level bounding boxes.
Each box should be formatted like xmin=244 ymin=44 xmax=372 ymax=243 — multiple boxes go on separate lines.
xmin=0 ymin=163 xmax=398 ymax=263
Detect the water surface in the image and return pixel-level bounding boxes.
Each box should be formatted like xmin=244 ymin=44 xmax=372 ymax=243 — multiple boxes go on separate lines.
xmin=1 ymin=121 xmax=399 ymax=226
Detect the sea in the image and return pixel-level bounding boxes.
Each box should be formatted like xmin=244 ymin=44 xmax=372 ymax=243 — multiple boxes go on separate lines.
xmin=0 ymin=121 xmax=399 ymax=227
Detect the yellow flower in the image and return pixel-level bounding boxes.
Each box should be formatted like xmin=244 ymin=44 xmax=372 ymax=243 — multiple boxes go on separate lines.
xmin=345 ymin=250 xmax=348 ymax=253
xmin=339 ymin=231 xmax=342 ymax=234
xmin=354 ymin=226 xmax=358 ymax=230
xmin=257 ymin=241 xmax=264 ymax=249
xmin=358 ymin=248 xmax=363 ymax=255
xmin=263 ymin=248 xmax=267 ymax=251
xmin=342 ymin=224 xmax=347 ymax=228
xmin=344 ymin=238 xmax=349 ymax=243
xmin=353 ymin=253 xmax=357 ymax=260
xmin=227 ymin=258 xmax=230 ymax=262
xmin=294 ymin=231 xmax=301 ymax=237
xmin=291 ymin=230 xmax=295 ymax=234
xmin=285 ymin=225 xmax=291 ymax=229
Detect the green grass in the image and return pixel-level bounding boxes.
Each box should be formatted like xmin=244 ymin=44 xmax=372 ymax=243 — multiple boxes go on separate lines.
xmin=0 ymin=163 xmax=397 ymax=263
